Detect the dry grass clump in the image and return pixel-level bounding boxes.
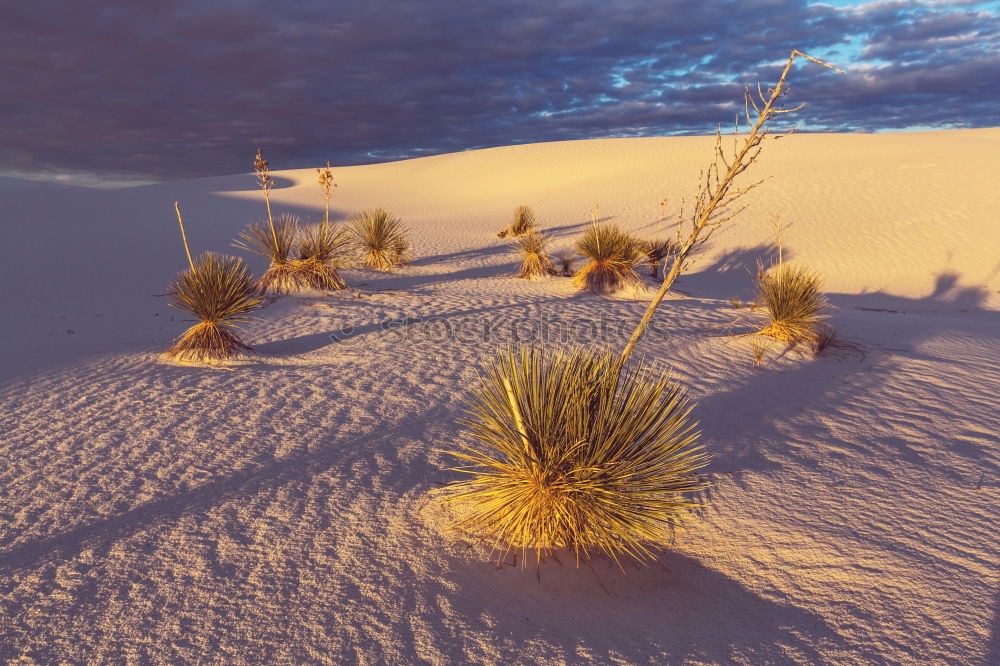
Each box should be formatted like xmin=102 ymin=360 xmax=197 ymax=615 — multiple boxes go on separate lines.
xmin=553 ymin=251 xmax=577 ymax=277
xmin=498 ymin=205 xmax=538 ymax=238
xmin=754 ymin=259 xmax=828 ymax=345
xmin=297 ymin=222 xmax=351 ymax=290
xmin=640 ymin=238 xmax=677 ymax=279
xmin=748 ymin=335 xmax=770 ymax=367
xmin=514 ymin=232 xmax=555 ymax=280
xmin=441 ymin=346 xmax=709 ymax=565
xmin=810 ymin=322 xmax=838 ymax=356
xmin=166 ymin=251 xmax=262 ymax=363
xmin=574 ymin=223 xmax=643 ymax=294
xmin=349 ymin=208 xmax=410 ymax=270
xmin=234 ymin=214 xmax=304 ymax=293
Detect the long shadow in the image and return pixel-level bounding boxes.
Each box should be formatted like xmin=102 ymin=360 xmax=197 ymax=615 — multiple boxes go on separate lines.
xmin=410 ymin=217 xmax=597 ymax=268
xmin=437 ymin=548 xmax=851 ymax=663
xmin=829 ymin=271 xmax=997 ymax=314
xmin=677 ymin=266 xmax=996 ymax=476
xmin=0 ymin=401 xmax=453 ymax=578
xmin=673 ymin=243 xmax=781 ymax=300
xmin=253 ymin=296 xmax=572 ymax=357
xmin=355 ymin=261 xmax=519 ymax=292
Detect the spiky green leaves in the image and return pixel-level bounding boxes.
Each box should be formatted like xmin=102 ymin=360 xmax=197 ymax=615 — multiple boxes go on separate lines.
xmin=514 ymin=232 xmax=554 ymax=280
xmin=441 ymin=346 xmax=709 ymax=565
xmin=298 ymin=222 xmax=350 ymax=264
xmin=297 ymin=222 xmax=351 ymax=290
xmin=574 ymin=223 xmax=644 ymax=294
xmin=168 ymin=252 xmax=261 ymax=324
xmin=754 ymin=261 xmax=828 ymax=344
xmin=349 ymin=208 xmax=410 ymax=270
xmin=234 ymin=214 xmax=298 ymax=265
xmin=166 ymin=252 xmax=261 ymax=361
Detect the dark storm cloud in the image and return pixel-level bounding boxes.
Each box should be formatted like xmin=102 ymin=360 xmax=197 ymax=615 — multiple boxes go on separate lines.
xmin=2 ymin=0 xmax=998 ymax=182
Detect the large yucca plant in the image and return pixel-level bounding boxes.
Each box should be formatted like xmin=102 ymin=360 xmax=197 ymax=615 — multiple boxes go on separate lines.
xmin=754 ymin=259 xmax=827 ymax=344
xmin=298 ymin=222 xmax=351 ymax=290
xmin=574 ymin=223 xmax=644 ymax=294
xmin=498 ymin=205 xmax=538 ymax=238
xmin=234 ymin=213 xmax=304 ymax=294
xmin=441 ymin=346 xmax=709 ymax=565
xmin=166 ymin=252 xmax=262 ymax=362
xmin=349 ymin=208 xmax=410 ymax=270
xmin=514 ymin=232 xmax=554 ymax=280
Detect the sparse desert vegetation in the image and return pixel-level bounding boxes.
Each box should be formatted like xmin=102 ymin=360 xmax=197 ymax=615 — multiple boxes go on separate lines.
xmin=513 ymin=231 xmax=555 ymax=279
xmin=4 ymin=40 xmax=999 ymax=666
xmin=296 ymin=221 xmax=350 ymax=290
xmin=573 ymin=222 xmax=643 ymax=294
xmin=440 ymin=347 xmax=708 ymax=563
xmin=639 ymin=237 xmax=677 ymax=279
xmin=753 ymin=259 xmax=828 ymax=345
xmin=165 ymin=204 xmax=261 ymax=362
xmin=234 ymin=213 xmax=303 ymax=293
xmin=498 ymin=204 xmax=538 ymax=238
xmin=349 ymin=207 xmax=411 ymax=269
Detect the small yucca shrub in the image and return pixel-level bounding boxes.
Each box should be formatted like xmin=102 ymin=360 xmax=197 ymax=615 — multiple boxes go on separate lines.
xmin=553 ymin=251 xmax=577 ymax=277
xmin=349 ymin=208 xmax=410 ymax=270
xmin=234 ymin=213 xmax=304 ymax=294
xmin=499 ymin=205 xmax=537 ymax=238
xmin=640 ymin=238 xmax=677 ymax=279
xmin=441 ymin=346 xmax=709 ymax=564
xmin=574 ymin=223 xmax=643 ymax=294
xmin=754 ymin=260 xmax=827 ymax=344
xmin=514 ymin=232 xmax=554 ymax=280
xmin=166 ymin=252 xmax=262 ymax=362
xmin=298 ymin=222 xmax=351 ymax=290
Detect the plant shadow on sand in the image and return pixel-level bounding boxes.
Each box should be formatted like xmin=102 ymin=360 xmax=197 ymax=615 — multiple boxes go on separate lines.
xmin=408 ymin=218 xmax=597 ymax=269
xmin=428 ymin=545 xmax=850 ymax=663
xmin=673 ymin=254 xmax=998 ymax=479
xmin=252 ymin=295 xmax=579 ymax=357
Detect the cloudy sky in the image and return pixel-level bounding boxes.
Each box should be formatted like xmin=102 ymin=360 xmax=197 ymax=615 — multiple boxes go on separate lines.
xmin=4 ymin=0 xmax=998 ymax=185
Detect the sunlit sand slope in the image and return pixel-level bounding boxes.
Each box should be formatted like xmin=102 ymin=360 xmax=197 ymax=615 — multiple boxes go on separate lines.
xmin=1 ymin=129 xmax=998 ymax=663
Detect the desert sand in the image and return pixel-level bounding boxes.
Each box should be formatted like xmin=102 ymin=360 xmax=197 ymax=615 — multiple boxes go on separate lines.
xmin=1 ymin=129 xmax=998 ymax=663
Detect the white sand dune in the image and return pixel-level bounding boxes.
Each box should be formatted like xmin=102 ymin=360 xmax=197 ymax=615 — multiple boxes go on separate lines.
xmin=1 ymin=129 xmax=998 ymax=663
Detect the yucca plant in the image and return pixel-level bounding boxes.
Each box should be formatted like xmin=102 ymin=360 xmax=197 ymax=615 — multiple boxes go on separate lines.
xmin=514 ymin=232 xmax=555 ymax=280
xmin=574 ymin=223 xmax=644 ymax=294
xmin=166 ymin=203 xmax=261 ymax=363
xmin=553 ymin=251 xmax=577 ymax=277
xmin=297 ymin=222 xmax=351 ymax=290
xmin=753 ymin=259 xmax=827 ymax=345
xmin=441 ymin=346 xmax=708 ymax=565
xmin=234 ymin=213 xmax=303 ymax=293
xmin=349 ymin=208 xmax=410 ymax=270
xmin=640 ymin=238 xmax=677 ymax=279
xmin=498 ymin=205 xmax=537 ymax=238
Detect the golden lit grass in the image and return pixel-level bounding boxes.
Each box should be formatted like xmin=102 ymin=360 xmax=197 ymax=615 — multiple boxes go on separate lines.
xmin=748 ymin=335 xmax=770 ymax=367
xmin=754 ymin=260 xmax=827 ymax=345
xmin=498 ymin=205 xmax=537 ymax=238
xmin=440 ymin=346 xmax=709 ymax=565
xmin=349 ymin=208 xmax=410 ymax=270
xmin=514 ymin=232 xmax=554 ymax=280
xmin=298 ymin=222 xmax=350 ymax=290
xmin=165 ymin=252 xmax=262 ymax=362
xmin=574 ymin=223 xmax=643 ymax=294
xmin=234 ymin=214 xmax=306 ymax=294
